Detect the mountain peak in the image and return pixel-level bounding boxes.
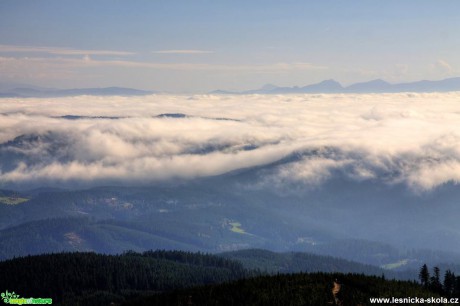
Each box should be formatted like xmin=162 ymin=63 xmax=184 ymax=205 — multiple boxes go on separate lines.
xmin=345 ymin=79 xmax=392 ymax=92
xmin=320 ymin=79 xmax=340 ymax=84
xmin=367 ymin=79 xmax=390 ymax=85
xmin=299 ymin=79 xmax=343 ymax=93
xmin=259 ymin=84 xmax=278 ymax=91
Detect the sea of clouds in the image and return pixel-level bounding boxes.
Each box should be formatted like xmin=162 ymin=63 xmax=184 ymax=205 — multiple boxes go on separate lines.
xmin=1 ymin=92 xmax=460 ymax=190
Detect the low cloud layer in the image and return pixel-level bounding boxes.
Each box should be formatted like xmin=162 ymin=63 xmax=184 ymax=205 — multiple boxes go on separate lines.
xmin=1 ymin=92 xmax=460 ymax=190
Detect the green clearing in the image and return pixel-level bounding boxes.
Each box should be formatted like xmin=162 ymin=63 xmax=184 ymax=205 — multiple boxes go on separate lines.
xmin=381 ymin=259 xmax=409 ymax=270
xmin=0 ymin=196 xmax=29 ymax=205
xmin=229 ymin=222 xmax=246 ymax=234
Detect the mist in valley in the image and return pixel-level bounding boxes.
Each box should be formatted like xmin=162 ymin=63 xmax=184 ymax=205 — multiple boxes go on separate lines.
xmin=1 ymin=93 xmax=460 ymax=269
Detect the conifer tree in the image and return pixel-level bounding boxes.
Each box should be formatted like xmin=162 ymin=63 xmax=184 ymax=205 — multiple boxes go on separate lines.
xmin=418 ymin=264 xmax=429 ymax=288
xmin=443 ymin=270 xmax=455 ymax=297
xmin=429 ymin=266 xmax=442 ymax=294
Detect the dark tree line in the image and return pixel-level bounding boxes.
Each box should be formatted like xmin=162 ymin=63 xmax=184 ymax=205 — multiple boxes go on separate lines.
xmin=123 ymin=272 xmax=443 ymax=306
xmin=419 ymin=264 xmax=460 ymax=297
xmin=0 ymin=250 xmax=252 ymax=306
xmin=1 ymin=251 xmax=457 ymax=306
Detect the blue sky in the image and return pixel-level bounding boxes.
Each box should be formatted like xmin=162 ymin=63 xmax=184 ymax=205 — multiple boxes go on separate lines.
xmin=0 ymin=0 xmax=459 ymax=92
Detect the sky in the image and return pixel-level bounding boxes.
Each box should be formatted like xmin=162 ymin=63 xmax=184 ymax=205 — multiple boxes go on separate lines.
xmin=0 ymin=0 xmax=459 ymax=92
xmin=2 ymin=92 xmax=460 ymax=191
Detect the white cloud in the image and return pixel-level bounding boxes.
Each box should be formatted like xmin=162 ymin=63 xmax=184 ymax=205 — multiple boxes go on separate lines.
xmin=434 ymin=59 xmax=454 ymax=74
xmin=1 ymin=92 xmax=460 ymax=190
xmin=0 ymin=56 xmax=325 ymax=71
xmin=0 ymin=44 xmax=135 ymax=56
xmin=153 ymin=50 xmax=214 ymax=54
xmin=0 ymin=44 xmax=325 ymax=88
xmin=264 ymin=156 xmax=351 ymax=188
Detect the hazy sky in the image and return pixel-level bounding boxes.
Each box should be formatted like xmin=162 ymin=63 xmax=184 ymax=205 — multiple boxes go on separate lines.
xmin=1 ymin=1 xmax=459 ymax=92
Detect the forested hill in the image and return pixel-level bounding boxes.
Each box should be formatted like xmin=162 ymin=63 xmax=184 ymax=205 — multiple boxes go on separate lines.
xmin=0 ymin=250 xmax=456 ymax=306
xmin=219 ymin=248 xmax=406 ymax=278
xmin=0 ymin=250 xmax=251 ymax=306
xmin=123 ymin=273 xmax=442 ymax=306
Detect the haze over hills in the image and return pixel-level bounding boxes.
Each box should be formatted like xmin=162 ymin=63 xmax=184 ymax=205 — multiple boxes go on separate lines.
xmin=211 ymin=77 xmax=460 ymax=94
xmin=1 ymin=165 xmax=460 ymax=274
xmin=1 ymin=77 xmax=460 ymax=97
xmin=0 ymin=85 xmax=155 ymax=97
xmin=1 ymin=92 xmax=460 ymax=283
xmin=2 ymin=1 xmax=460 ymax=304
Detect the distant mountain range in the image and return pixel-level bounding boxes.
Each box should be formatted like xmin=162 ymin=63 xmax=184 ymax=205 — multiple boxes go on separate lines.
xmin=211 ymin=77 xmax=460 ymax=94
xmin=0 ymin=84 xmax=155 ymax=98
xmin=1 ymin=77 xmax=459 ymax=97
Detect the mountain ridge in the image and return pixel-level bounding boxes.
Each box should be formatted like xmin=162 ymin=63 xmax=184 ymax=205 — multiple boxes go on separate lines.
xmin=211 ymin=76 xmax=460 ymax=94
xmin=2 ymin=77 xmax=460 ymax=97
xmin=0 ymin=85 xmax=155 ymax=97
